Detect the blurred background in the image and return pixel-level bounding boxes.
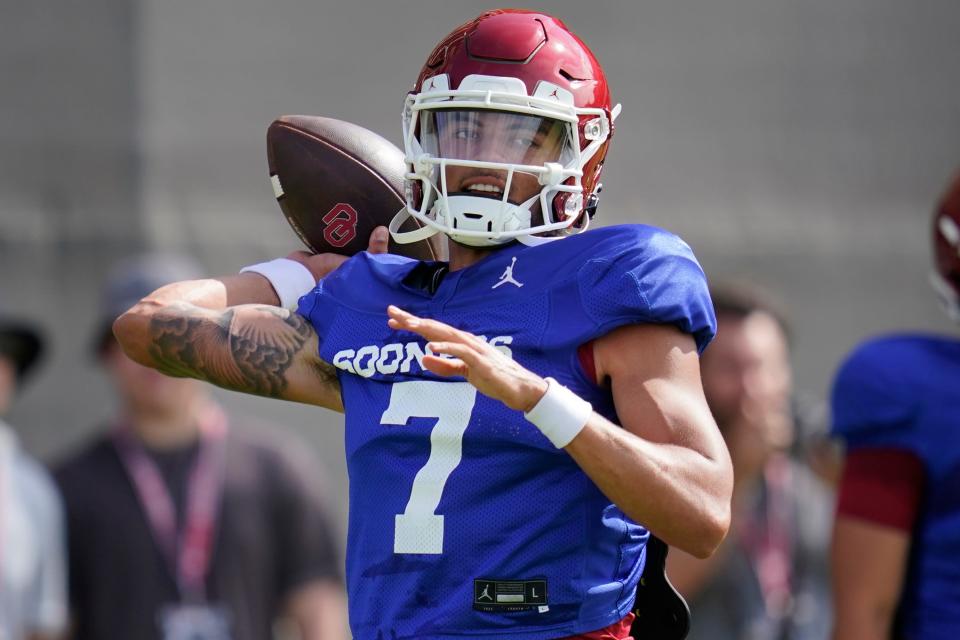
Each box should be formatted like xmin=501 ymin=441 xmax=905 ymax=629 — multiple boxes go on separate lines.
xmin=1 ymin=0 xmax=958 ymax=543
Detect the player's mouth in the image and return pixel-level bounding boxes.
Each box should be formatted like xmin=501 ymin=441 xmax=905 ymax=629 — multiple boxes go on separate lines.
xmin=457 ymin=176 xmax=506 ymax=199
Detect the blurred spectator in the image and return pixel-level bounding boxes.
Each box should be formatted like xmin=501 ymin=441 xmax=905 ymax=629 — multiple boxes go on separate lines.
xmin=667 ymin=283 xmax=833 ymax=640
xmin=53 ymin=255 xmax=346 ymax=640
xmin=830 ymin=170 xmax=960 ymax=640
xmin=0 ymin=310 xmax=68 ymax=640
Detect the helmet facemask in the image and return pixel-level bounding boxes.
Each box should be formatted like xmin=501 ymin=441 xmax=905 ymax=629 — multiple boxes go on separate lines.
xmin=932 ymin=210 xmax=960 ymax=323
xmin=391 ymin=74 xmax=614 ymax=248
xmin=930 ymin=269 xmax=960 ymax=323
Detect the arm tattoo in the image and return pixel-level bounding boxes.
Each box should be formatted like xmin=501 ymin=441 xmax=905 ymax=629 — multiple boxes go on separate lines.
xmin=147 ymin=302 xmax=338 ymax=400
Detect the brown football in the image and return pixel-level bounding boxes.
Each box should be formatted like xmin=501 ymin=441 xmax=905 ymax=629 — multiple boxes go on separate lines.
xmin=266 ymin=115 xmax=443 ymax=260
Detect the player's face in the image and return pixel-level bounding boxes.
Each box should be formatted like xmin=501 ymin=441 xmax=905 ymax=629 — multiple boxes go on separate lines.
xmin=428 ymin=109 xmax=569 ymax=205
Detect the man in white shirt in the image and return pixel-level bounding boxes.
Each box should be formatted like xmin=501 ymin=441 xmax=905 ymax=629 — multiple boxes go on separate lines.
xmin=0 ymin=312 xmax=67 ymax=640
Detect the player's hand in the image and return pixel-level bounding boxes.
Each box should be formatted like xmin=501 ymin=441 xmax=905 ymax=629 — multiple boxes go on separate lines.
xmin=286 ymin=226 xmax=390 ymax=282
xmin=387 ymin=305 xmax=548 ymax=412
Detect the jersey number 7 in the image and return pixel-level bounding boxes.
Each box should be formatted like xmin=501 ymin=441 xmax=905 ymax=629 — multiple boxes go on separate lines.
xmin=381 ymin=380 xmax=478 ymax=554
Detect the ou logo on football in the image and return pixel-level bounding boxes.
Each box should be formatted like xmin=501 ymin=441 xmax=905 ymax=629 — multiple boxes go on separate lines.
xmin=322 ymin=203 xmax=359 ymax=247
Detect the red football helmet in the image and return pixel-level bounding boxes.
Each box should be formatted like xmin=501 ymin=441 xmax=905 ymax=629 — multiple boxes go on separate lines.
xmin=932 ymin=170 xmax=960 ymax=322
xmin=390 ymin=9 xmax=620 ymax=247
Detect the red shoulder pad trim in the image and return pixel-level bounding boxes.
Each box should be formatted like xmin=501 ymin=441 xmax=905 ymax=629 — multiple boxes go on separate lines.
xmin=577 ymin=340 xmax=598 ymax=385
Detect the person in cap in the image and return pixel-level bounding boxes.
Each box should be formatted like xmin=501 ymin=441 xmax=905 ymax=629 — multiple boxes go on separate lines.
xmin=54 ymin=254 xmax=347 ymax=640
xmin=0 ymin=308 xmax=68 ymax=640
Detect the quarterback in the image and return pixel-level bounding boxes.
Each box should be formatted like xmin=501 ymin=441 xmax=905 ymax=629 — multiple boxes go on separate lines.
xmin=830 ymin=170 xmax=960 ymax=640
xmin=115 ymin=10 xmax=733 ymax=639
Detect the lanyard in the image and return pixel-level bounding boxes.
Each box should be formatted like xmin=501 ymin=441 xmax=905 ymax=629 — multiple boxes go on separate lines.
xmin=738 ymin=453 xmax=794 ymax=619
xmin=113 ymin=405 xmax=228 ymax=603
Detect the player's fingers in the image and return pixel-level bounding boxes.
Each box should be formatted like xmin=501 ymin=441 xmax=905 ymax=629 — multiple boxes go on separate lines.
xmin=387 ymin=305 xmax=416 ymax=323
xmin=387 ymin=305 xmax=424 ymax=333
xmin=367 ymin=226 xmax=389 ymax=254
xmin=422 ymin=354 xmax=468 ymax=378
xmin=426 ymin=341 xmax=478 ymax=364
xmin=419 ymin=319 xmax=473 ymax=343
xmin=387 ymin=306 xmax=466 ymax=341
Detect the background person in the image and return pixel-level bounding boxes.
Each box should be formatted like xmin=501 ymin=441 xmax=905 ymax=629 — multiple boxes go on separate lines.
xmin=54 ymin=254 xmax=346 ymax=640
xmin=667 ymin=283 xmax=834 ymax=640
xmin=0 ymin=307 xmax=67 ymax=640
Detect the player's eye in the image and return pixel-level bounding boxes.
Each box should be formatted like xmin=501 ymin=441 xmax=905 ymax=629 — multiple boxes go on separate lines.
xmin=506 ymin=130 xmax=539 ymax=149
xmin=454 ymin=127 xmax=480 ymax=141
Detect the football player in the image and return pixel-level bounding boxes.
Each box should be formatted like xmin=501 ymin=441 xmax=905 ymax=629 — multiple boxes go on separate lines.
xmin=113 ymin=10 xmax=733 ymax=639
xmin=829 ymin=169 xmax=960 ymax=640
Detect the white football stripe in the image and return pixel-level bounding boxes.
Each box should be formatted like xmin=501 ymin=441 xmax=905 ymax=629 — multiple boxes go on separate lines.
xmin=271 ymin=174 xmax=284 ymax=199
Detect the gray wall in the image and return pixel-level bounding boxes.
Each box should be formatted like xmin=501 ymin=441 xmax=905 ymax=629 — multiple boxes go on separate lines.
xmin=2 ymin=0 xmax=959 ymax=534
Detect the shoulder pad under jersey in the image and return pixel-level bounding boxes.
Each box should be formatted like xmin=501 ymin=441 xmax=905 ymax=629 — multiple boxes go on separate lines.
xmin=573 ymin=225 xmax=716 ymax=354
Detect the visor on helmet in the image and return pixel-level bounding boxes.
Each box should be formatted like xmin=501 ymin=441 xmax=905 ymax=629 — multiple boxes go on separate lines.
xmin=423 ymin=109 xmax=573 ymax=169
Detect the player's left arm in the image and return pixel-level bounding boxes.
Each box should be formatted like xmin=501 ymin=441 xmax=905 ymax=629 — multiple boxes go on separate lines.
xmin=387 ymin=307 xmax=733 ymax=558
xmin=570 ymin=323 xmax=732 ymax=558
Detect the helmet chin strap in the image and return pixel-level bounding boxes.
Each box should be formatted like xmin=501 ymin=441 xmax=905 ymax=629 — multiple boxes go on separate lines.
xmin=390 ymin=193 xmax=546 ymax=248
xmin=389 ymin=207 xmax=441 ymax=245
xmin=930 ymin=271 xmax=960 ymax=323
xmin=439 ymin=194 xmax=534 ymax=247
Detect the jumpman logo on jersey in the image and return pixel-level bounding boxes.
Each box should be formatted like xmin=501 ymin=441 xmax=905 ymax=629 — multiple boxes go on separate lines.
xmin=492 ymin=257 xmax=523 ymax=289
xmin=478 ymin=585 xmax=493 ymax=601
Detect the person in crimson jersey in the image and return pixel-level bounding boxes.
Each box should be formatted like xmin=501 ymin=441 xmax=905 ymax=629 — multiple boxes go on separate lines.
xmin=830 ymin=169 xmax=960 ymax=640
xmin=54 ymin=255 xmax=346 ymax=640
xmin=113 ymin=10 xmax=733 ymax=640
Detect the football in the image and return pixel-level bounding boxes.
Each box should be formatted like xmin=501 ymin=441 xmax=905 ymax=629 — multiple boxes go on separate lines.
xmin=266 ymin=115 xmax=443 ymax=260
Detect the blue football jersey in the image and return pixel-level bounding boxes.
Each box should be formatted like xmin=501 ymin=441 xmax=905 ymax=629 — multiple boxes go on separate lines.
xmin=298 ymin=224 xmax=715 ymax=639
xmin=832 ymin=334 xmax=960 ymax=640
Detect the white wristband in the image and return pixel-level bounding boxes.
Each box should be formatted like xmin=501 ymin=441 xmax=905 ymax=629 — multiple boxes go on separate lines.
xmin=524 ymin=377 xmax=593 ymax=448
xmin=240 ymin=258 xmax=316 ymax=311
